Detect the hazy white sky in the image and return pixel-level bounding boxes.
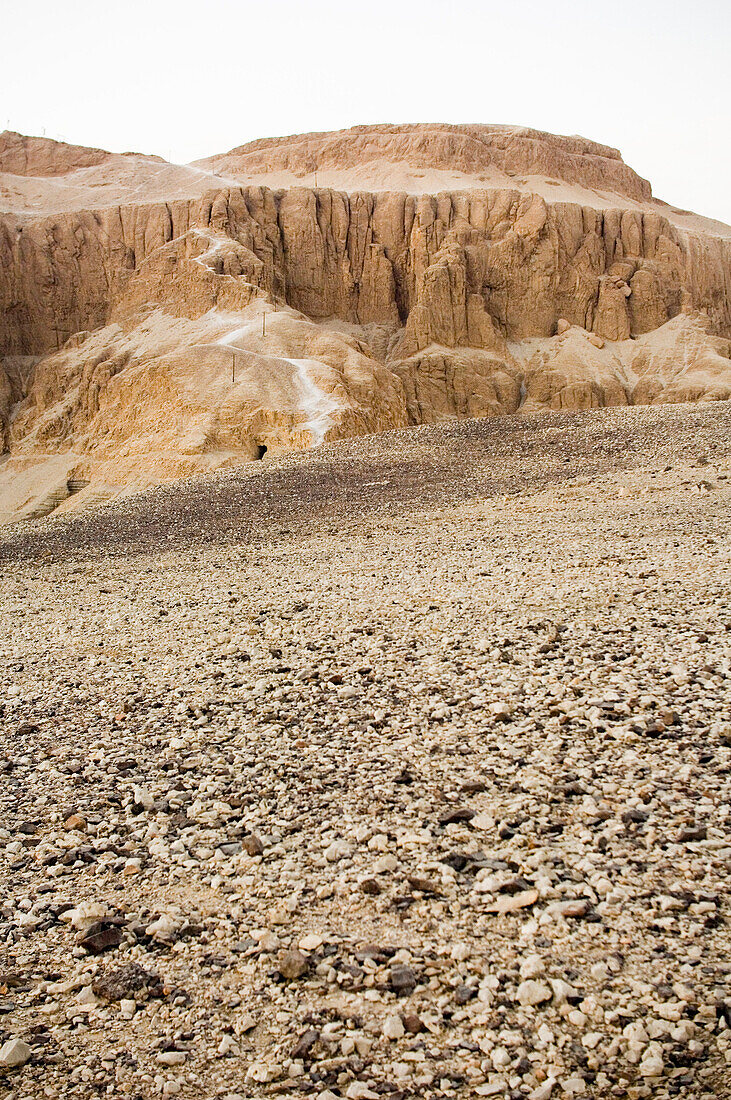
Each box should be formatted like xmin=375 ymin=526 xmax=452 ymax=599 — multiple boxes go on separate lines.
xmin=3 ymin=0 xmax=730 ymax=221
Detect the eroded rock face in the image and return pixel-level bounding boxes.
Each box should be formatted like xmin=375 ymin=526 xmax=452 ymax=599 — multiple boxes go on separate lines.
xmin=1 ymin=124 xmax=730 ymax=521
xmin=0 ymin=130 xmax=111 ymax=176
xmin=395 ymin=347 xmax=522 ymax=424
xmin=523 ymin=327 xmax=633 ymax=411
xmin=2 ymin=182 xmax=729 ymax=360
xmin=10 ymin=300 xmax=407 ymax=471
xmin=629 ymin=312 xmax=731 ymax=405
xmin=0 ymin=357 xmax=35 ymax=453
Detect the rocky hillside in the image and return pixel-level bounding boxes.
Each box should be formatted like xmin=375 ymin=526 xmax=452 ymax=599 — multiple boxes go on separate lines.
xmin=1 ymin=403 xmax=730 ymax=1099
xmin=1 ymin=123 xmax=730 ymax=522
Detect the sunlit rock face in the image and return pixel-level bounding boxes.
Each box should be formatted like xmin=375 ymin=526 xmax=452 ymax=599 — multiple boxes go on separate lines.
xmin=1 ymin=124 xmax=730 ymax=522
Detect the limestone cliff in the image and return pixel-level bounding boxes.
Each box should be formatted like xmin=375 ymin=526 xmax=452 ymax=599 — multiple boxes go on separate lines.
xmin=1 ymin=124 xmax=730 ymax=522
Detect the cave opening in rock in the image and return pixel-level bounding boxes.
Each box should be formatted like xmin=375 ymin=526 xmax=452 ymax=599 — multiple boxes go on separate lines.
xmin=256 ymin=444 xmax=268 ymax=460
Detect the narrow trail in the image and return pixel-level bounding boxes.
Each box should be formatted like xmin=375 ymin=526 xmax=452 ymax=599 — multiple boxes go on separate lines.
xmin=285 ymin=357 xmax=339 ymax=445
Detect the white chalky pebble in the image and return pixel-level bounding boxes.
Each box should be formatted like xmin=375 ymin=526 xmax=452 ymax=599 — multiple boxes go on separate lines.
xmin=382 ymin=1015 xmax=405 ymax=1040
xmin=517 ymin=980 xmax=552 ymax=1006
xmin=0 ymin=1038 xmax=32 ymax=1068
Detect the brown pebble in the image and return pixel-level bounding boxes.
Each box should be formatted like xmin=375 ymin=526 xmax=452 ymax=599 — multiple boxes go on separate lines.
xmin=242 ymin=834 xmax=264 ymax=856
xmin=278 ymin=949 xmax=309 ymax=980
xmin=360 ymin=877 xmax=382 ymax=896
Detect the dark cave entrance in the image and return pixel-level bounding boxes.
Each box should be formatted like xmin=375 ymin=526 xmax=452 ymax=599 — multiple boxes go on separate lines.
xmin=255 ymin=444 xmax=268 ymax=460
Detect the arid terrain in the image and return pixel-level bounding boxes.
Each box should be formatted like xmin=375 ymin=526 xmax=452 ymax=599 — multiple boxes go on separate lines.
xmin=1 ymin=404 xmax=730 ymax=1099
xmin=2 ymin=123 xmax=731 ymax=524
xmin=1 ymin=117 xmax=731 ymax=1100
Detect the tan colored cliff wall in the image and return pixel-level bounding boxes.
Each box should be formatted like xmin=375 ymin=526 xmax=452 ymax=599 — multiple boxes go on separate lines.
xmin=0 ymin=131 xmax=110 ymax=176
xmin=2 ymin=126 xmax=729 ymax=525
xmin=2 ymin=185 xmax=731 ymax=361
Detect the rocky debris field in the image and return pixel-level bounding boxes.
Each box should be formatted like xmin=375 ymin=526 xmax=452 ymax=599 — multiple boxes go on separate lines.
xmin=0 ymin=403 xmax=730 ymax=1100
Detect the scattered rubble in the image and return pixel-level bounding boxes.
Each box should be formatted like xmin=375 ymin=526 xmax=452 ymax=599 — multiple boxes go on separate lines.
xmin=0 ymin=406 xmax=730 ymax=1098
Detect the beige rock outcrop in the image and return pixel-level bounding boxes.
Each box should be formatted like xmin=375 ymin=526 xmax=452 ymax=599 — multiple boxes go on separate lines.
xmin=3 ymin=161 xmax=730 ymax=360
xmin=11 ymin=298 xmax=406 ymax=462
xmin=0 ymin=130 xmax=111 ymax=176
xmin=0 ymin=356 xmax=35 ymax=453
xmin=629 ymin=312 xmax=731 ymax=405
xmin=196 ymin=123 xmax=654 ymax=202
xmin=395 ymin=348 xmax=521 ymax=424
xmin=522 ymin=327 xmax=633 ymax=411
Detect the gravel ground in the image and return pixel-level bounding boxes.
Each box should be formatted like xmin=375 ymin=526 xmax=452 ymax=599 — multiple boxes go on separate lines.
xmin=1 ymin=403 xmax=730 ymax=1100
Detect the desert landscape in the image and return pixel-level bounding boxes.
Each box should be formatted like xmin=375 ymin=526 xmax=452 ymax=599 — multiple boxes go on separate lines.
xmin=1 ymin=117 xmax=731 ymax=1100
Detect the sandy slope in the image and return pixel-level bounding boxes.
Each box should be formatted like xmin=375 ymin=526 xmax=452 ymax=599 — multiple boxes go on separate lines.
xmin=0 ymin=149 xmax=230 ymax=217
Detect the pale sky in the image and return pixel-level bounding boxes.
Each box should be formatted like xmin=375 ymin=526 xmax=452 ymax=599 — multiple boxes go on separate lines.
xmin=3 ymin=0 xmax=730 ymax=222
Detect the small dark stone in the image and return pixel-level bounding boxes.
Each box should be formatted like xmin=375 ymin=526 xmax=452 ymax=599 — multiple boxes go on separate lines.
xmin=440 ymin=851 xmax=468 ymax=872
xmin=622 ymin=808 xmax=650 ymax=825
xmin=677 ymin=824 xmax=707 ymax=842
xmin=498 ymin=877 xmax=533 ymax=895
xmin=406 ymin=874 xmax=441 ymax=896
xmin=78 ymin=923 xmax=124 ymax=954
xmin=454 ymin=983 xmax=477 ymax=1004
xmin=569 ymin=1040 xmax=589 ymax=1065
xmin=242 ymin=834 xmax=264 ymax=857
xmin=92 ymin=962 xmax=158 ymax=1001
xmin=389 ymin=964 xmax=417 ymax=996
xmin=438 ymin=807 xmax=475 ymax=826
xmin=278 ymin=949 xmax=309 ymax=980
xmin=291 ymin=1028 xmax=320 ymax=1060
xmin=360 ymin=877 xmax=382 ymax=896
xmin=562 ymin=781 xmax=587 ymax=797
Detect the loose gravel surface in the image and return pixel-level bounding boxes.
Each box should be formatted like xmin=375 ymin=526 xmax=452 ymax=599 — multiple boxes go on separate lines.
xmin=1 ymin=403 xmax=730 ymax=1100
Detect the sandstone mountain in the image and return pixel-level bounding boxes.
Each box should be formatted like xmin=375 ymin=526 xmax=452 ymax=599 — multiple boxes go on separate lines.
xmin=1 ymin=122 xmax=730 ymax=522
